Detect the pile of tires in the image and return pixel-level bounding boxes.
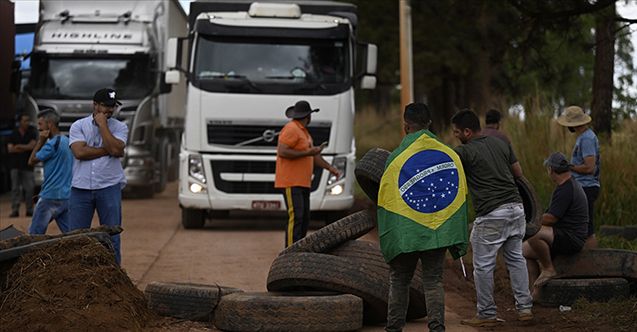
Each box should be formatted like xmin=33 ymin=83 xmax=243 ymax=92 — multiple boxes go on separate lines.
xmin=599 ymin=225 xmax=637 ymax=241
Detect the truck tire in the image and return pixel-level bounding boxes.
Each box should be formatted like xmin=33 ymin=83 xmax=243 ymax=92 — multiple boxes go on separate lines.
xmin=328 ymin=240 xmax=427 ymax=320
xmin=214 ymin=292 xmax=363 ymax=332
xmin=553 ymin=249 xmax=637 ymax=279
xmin=145 ymin=282 xmax=242 ymax=321
xmin=516 ymin=176 xmax=542 ymax=240
xmin=355 ymin=148 xmax=390 ymax=204
xmin=599 ymin=225 xmax=625 ymax=238
xmin=537 ymin=278 xmax=629 ymax=306
xmin=267 ymin=252 xmax=389 ymax=323
xmin=182 ymin=207 xmax=205 ymax=229
xmin=279 ymin=209 xmax=375 ymax=256
xmin=624 ymin=225 xmax=637 ymax=241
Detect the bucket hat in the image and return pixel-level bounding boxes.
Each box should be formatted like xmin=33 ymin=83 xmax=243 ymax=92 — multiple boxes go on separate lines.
xmin=557 ymin=106 xmax=591 ymax=127
xmin=285 ymin=100 xmax=319 ymax=119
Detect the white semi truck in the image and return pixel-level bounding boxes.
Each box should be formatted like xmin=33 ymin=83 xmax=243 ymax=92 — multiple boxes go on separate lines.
xmin=26 ymin=0 xmax=187 ymax=196
xmin=167 ymin=0 xmax=377 ymax=228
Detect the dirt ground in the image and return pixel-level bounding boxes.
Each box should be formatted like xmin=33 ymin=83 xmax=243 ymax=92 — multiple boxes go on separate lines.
xmin=1 ymin=182 xmax=634 ymax=331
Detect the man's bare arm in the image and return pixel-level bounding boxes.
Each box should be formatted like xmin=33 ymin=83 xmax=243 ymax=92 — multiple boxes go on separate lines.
xmin=70 ymin=141 xmax=109 ymax=160
xmin=7 ymin=139 xmax=36 ymax=153
xmin=511 ymin=161 xmax=523 ymax=178
xmin=570 ymin=155 xmax=595 ymax=175
xmin=313 ymin=154 xmax=339 ymax=176
xmin=277 ymin=143 xmax=321 ymax=159
xmin=541 ymin=213 xmax=558 ymax=226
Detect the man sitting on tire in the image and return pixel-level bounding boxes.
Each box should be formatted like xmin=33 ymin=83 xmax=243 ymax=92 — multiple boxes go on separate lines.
xmin=523 ymin=152 xmax=589 ymax=297
xmin=377 ymin=103 xmax=469 ymax=332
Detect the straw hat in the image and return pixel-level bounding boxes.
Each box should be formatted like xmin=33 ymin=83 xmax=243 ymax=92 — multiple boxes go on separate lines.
xmin=557 ymin=106 xmax=592 ymax=127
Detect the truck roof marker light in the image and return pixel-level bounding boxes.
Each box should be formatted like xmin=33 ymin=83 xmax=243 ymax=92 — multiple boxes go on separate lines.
xmin=248 ymin=3 xmax=302 ymax=19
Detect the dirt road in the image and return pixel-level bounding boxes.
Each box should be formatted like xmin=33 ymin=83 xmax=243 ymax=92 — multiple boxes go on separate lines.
xmin=1 ymin=182 xmax=475 ymax=331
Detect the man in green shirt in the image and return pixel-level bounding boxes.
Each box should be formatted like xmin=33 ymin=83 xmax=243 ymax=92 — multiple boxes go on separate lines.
xmin=452 ymin=110 xmax=533 ymax=327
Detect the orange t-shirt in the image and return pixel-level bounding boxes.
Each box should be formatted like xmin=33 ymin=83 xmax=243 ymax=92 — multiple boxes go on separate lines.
xmin=274 ymin=120 xmax=314 ymax=188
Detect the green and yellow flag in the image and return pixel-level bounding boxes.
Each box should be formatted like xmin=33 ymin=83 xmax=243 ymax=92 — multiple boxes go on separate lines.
xmin=378 ymin=129 xmax=468 ymax=262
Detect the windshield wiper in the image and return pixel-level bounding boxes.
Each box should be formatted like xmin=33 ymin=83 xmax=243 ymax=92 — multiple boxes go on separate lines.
xmin=293 ymin=81 xmax=328 ymax=94
xmin=265 ymin=75 xmax=299 ymax=80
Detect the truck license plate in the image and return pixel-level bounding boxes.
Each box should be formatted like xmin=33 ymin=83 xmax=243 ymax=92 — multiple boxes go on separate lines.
xmin=251 ymin=200 xmax=281 ymax=210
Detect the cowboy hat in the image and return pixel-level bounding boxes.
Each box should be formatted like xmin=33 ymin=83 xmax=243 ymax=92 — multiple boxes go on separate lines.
xmin=557 ymin=106 xmax=591 ymax=127
xmin=285 ymin=100 xmax=319 ymax=119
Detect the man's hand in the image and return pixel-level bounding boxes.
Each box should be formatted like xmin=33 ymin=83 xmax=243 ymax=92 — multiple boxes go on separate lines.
xmin=94 ymin=112 xmax=108 ymax=128
xmin=328 ymin=166 xmax=341 ymax=177
xmin=38 ymin=130 xmax=50 ymax=141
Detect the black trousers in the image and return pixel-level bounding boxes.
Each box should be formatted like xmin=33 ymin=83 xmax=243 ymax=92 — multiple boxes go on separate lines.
xmin=282 ymin=187 xmax=310 ymax=247
xmin=583 ymin=186 xmax=600 ymax=236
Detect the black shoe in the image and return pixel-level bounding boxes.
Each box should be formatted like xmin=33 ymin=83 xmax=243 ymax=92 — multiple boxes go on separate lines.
xmin=9 ymin=211 xmax=19 ymax=218
xmin=26 ymin=211 xmax=33 ymax=217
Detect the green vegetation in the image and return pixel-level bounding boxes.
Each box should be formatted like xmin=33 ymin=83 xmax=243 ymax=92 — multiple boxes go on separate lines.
xmin=598 ymin=236 xmax=637 ymax=251
xmin=354 ymin=108 xmax=637 ymax=228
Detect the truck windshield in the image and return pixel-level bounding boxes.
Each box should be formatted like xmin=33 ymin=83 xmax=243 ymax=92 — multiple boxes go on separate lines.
xmin=193 ymin=35 xmax=350 ymax=95
xmin=28 ymin=54 xmax=156 ymax=100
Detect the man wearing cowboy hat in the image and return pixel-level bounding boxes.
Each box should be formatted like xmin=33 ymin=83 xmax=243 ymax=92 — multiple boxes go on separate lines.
xmin=275 ymin=100 xmax=340 ymax=247
xmin=557 ymin=106 xmax=600 ymax=248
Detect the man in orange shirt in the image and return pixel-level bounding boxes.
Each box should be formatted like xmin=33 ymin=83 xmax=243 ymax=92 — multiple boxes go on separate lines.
xmin=275 ymin=100 xmax=340 ymax=247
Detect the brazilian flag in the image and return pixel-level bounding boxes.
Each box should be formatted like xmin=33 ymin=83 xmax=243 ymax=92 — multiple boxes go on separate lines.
xmin=378 ymin=129 xmax=469 ymax=262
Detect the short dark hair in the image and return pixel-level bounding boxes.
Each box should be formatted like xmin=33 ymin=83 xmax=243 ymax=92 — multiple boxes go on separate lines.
xmin=451 ymin=109 xmax=481 ymax=131
xmin=38 ymin=109 xmax=60 ymax=126
xmin=403 ymin=102 xmax=432 ymax=128
xmin=485 ymin=109 xmax=501 ymax=125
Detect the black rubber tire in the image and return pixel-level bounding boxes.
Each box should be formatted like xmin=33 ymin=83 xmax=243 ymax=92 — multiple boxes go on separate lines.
xmin=328 ymin=240 xmax=427 ymax=320
xmin=599 ymin=225 xmax=625 ymax=238
xmin=214 ymin=291 xmax=363 ymax=332
xmin=145 ymin=282 xmax=242 ymax=321
xmin=355 ymin=148 xmax=390 ymax=203
xmin=182 ymin=207 xmax=205 ymax=229
xmin=516 ymin=176 xmax=542 ymax=240
xmin=624 ymin=225 xmax=637 ymax=241
xmin=553 ymin=248 xmax=637 ymax=279
xmin=537 ymin=278 xmax=629 ymax=306
xmin=267 ymin=252 xmax=388 ymax=323
xmin=279 ymin=209 xmax=376 ymax=256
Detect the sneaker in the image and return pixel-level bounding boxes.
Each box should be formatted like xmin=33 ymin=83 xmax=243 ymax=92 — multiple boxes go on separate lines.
xmin=9 ymin=211 xmax=19 ymax=218
xmin=460 ymin=316 xmax=505 ymax=327
xmin=518 ymin=309 xmax=533 ymax=321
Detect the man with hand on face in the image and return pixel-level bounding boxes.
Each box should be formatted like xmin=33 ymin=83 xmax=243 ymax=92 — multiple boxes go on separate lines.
xmin=275 ymin=100 xmax=340 ymax=247
xmin=27 ymin=110 xmax=73 ymax=234
xmin=68 ymin=88 xmax=128 ymax=265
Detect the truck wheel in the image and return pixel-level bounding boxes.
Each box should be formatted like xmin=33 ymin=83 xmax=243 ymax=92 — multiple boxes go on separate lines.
xmin=145 ymin=282 xmax=242 ymax=321
xmin=279 ymin=209 xmax=375 ymax=256
xmin=516 ymin=176 xmax=542 ymax=240
xmin=537 ymin=278 xmax=629 ymax=306
xmin=355 ymin=148 xmax=390 ymax=204
xmin=182 ymin=208 xmax=205 ymax=229
xmin=267 ymin=252 xmax=388 ymax=323
xmin=214 ymin=292 xmax=363 ymax=332
xmin=328 ymin=240 xmax=427 ymax=320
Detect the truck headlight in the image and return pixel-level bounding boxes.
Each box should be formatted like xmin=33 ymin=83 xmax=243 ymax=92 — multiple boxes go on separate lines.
xmin=327 ymin=156 xmax=346 ymax=186
xmin=188 ymin=154 xmax=206 ymax=184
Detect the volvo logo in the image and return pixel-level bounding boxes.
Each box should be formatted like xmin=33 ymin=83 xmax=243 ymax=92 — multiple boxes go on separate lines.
xmin=262 ymin=129 xmax=277 ymax=142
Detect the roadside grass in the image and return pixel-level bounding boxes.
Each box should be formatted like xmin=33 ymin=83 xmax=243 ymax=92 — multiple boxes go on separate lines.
xmin=571 ymin=297 xmax=637 ymax=332
xmin=598 ymin=236 xmax=637 ymax=251
xmin=354 ymin=107 xmax=637 ymax=228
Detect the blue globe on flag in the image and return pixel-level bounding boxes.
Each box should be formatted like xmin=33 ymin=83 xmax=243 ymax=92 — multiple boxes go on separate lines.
xmin=398 ymin=150 xmax=459 ymax=214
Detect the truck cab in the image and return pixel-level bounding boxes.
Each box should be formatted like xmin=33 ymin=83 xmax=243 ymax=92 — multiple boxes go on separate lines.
xmin=169 ymin=1 xmax=377 ymax=228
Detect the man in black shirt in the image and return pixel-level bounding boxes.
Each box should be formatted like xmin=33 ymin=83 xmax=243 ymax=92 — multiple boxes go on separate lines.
xmin=7 ymin=114 xmax=37 ymax=217
xmin=523 ymin=152 xmax=588 ymax=296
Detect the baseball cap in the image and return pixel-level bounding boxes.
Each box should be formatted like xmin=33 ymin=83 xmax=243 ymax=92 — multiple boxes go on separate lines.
xmin=93 ymin=88 xmax=122 ymax=107
xmin=543 ymin=152 xmax=572 ymax=173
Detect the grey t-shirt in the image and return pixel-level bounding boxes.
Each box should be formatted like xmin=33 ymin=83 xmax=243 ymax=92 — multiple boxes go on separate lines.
xmin=454 ymin=135 xmax=521 ymax=216
xmin=547 ymin=178 xmax=589 ymax=246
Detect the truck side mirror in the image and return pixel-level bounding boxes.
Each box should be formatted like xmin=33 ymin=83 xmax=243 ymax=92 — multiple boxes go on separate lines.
xmin=160 ymin=72 xmax=173 ymax=93
xmin=360 ymin=76 xmax=376 ymax=90
xmin=165 ymin=70 xmax=180 ymax=85
xmin=166 ymin=38 xmax=179 ymax=69
xmin=359 ymin=43 xmax=377 ymax=90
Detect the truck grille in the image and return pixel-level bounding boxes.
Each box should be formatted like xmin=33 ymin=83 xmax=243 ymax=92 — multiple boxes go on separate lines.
xmin=58 ymin=113 xmax=86 ymax=133
xmin=207 ymin=123 xmax=330 ymax=147
xmin=211 ymin=160 xmax=322 ymax=194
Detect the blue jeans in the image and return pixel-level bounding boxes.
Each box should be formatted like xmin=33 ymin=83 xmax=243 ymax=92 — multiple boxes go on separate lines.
xmin=386 ymin=248 xmax=447 ymax=332
xmin=471 ymin=203 xmax=532 ymax=319
xmin=29 ymin=198 xmax=70 ymax=234
xmin=69 ymin=185 xmax=122 ymax=265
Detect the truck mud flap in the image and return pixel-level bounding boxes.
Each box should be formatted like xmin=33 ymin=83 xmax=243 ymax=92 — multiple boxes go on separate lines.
xmin=355 ymin=148 xmax=390 ymax=204
xmin=267 ymin=252 xmax=389 ymax=324
xmin=553 ymin=249 xmax=637 ymax=280
xmin=328 ymin=240 xmax=427 ymax=320
xmin=215 ymin=291 xmax=363 ymax=332
xmin=278 ymin=209 xmax=375 ymax=256
xmin=145 ymin=282 xmax=242 ymax=321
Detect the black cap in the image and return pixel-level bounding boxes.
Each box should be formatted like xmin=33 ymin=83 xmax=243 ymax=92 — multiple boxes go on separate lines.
xmin=544 ymin=152 xmax=572 ymax=173
xmin=93 ymin=88 xmax=122 ymax=107
xmin=285 ymin=100 xmax=319 ymax=119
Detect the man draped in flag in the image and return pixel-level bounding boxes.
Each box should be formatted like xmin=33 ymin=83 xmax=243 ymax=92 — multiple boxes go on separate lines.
xmin=378 ymin=103 xmax=469 ymax=332
xmin=451 ymin=110 xmax=533 ymax=327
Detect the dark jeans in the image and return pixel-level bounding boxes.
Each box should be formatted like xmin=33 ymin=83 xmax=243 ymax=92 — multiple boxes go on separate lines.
xmin=29 ymin=198 xmax=70 ymax=234
xmin=386 ymin=248 xmax=447 ymax=332
xmin=582 ymin=186 xmax=600 ymax=236
xmin=69 ymin=185 xmax=122 ymax=265
xmin=282 ymin=187 xmax=310 ymax=247
xmin=10 ymin=169 xmax=34 ymax=214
